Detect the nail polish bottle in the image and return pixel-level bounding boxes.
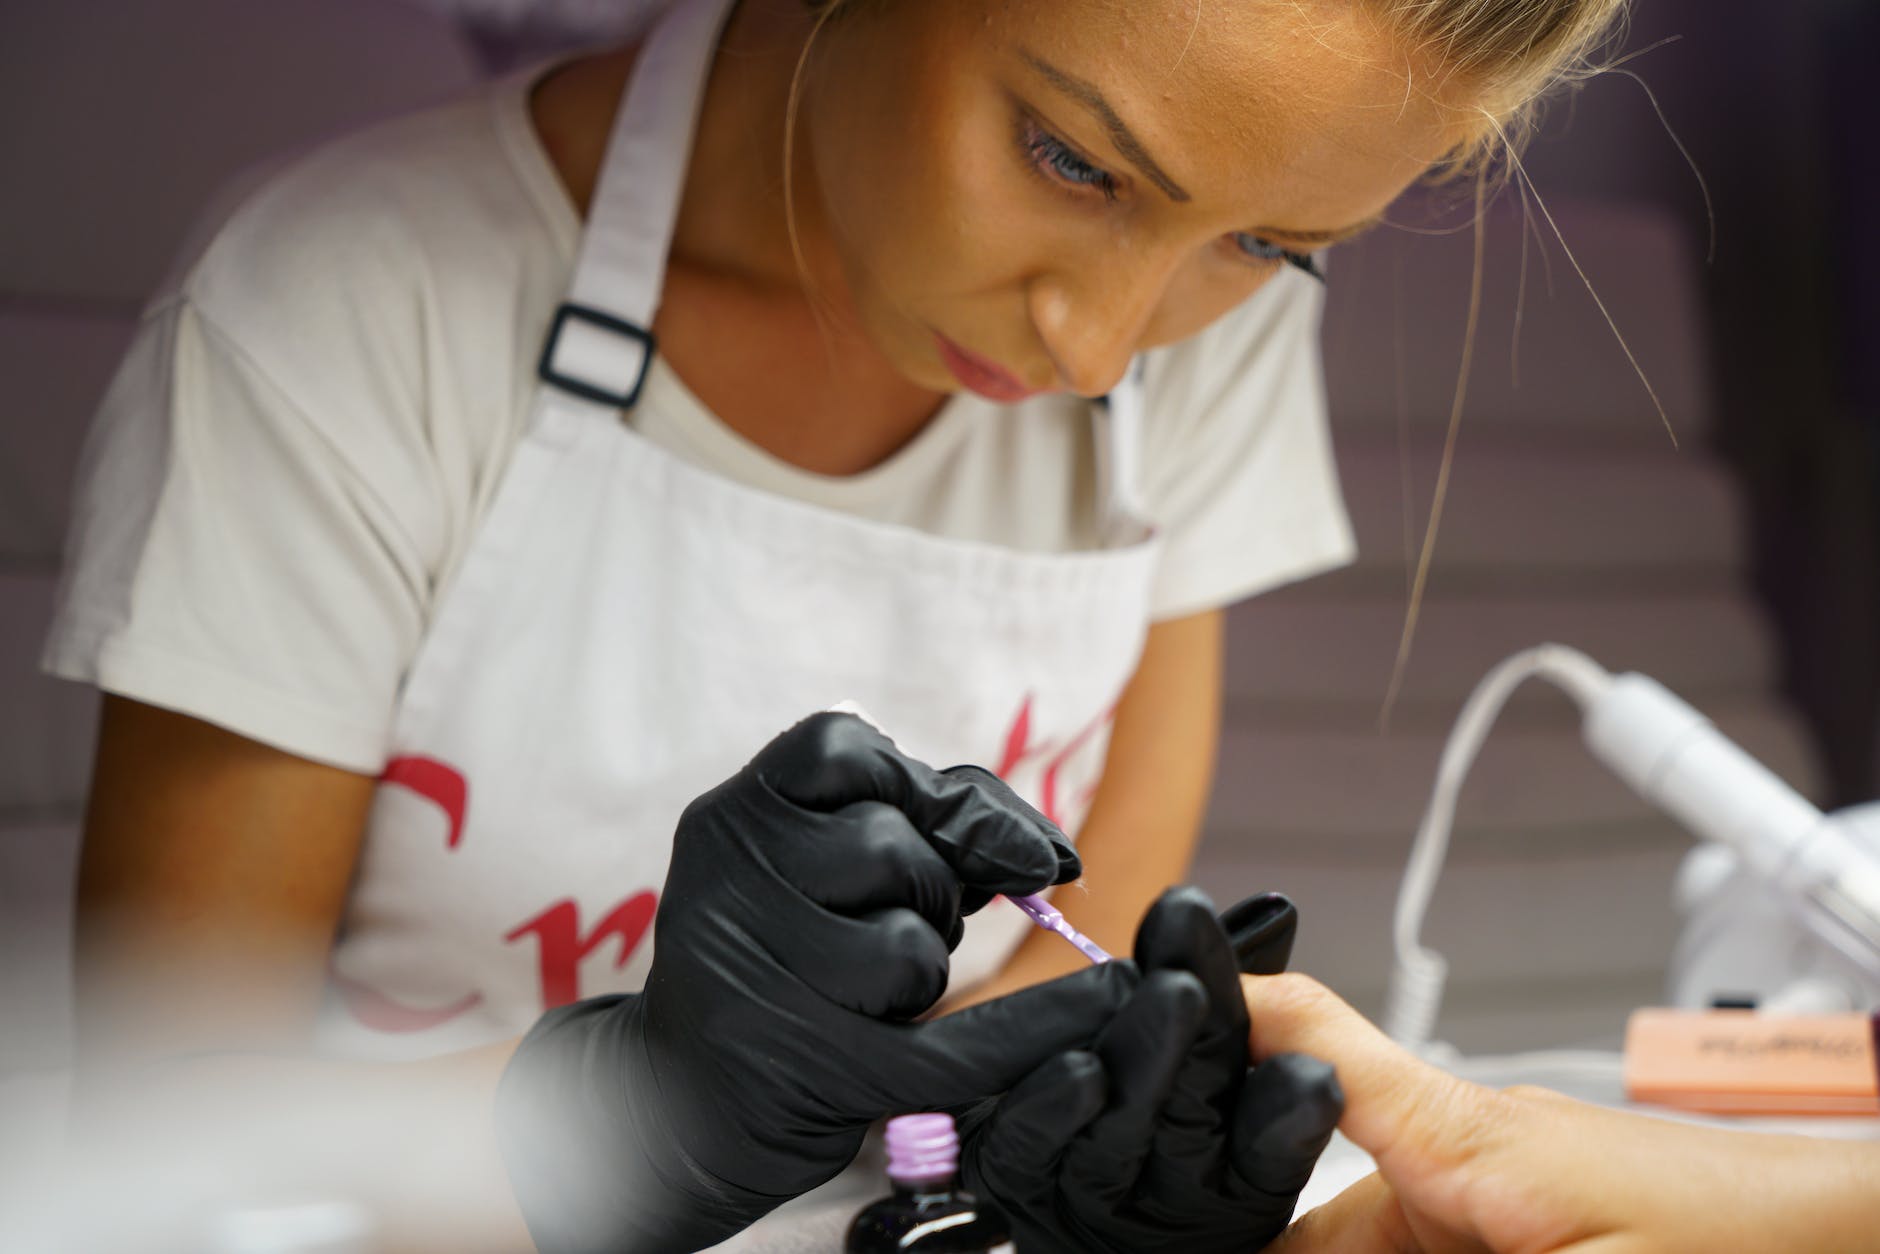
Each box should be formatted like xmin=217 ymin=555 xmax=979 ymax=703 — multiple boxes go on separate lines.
xmin=845 ymin=1114 xmax=1012 ymax=1253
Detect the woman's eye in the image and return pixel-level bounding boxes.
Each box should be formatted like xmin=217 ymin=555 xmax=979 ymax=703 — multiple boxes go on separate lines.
xmin=1232 ymin=233 xmax=1325 ymax=281
xmin=1022 ymin=119 xmax=1119 ymax=200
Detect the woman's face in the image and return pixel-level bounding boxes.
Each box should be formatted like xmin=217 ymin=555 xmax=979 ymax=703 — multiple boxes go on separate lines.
xmin=800 ymin=0 xmax=1477 ymax=400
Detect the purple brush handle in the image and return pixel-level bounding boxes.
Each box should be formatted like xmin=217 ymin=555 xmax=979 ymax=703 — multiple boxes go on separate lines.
xmin=1008 ymin=893 xmax=1113 ymax=964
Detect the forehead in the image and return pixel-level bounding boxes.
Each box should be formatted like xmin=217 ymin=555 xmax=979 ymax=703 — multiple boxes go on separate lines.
xmin=968 ymin=0 xmax=1478 ymax=226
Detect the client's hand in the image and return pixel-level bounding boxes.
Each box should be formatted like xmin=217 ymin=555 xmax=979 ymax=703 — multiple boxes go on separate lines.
xmin=494 ymin=713 xmax=1139 ymax=1253
xmin=1253 ymin=974 xmax=1880 ymax=1254
xmin=962 ymin=887 xmax=1343 ymax=1252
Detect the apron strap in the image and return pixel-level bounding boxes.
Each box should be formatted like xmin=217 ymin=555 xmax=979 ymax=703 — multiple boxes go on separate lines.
xmin=536 ymin=0 xmax=736 ymax=416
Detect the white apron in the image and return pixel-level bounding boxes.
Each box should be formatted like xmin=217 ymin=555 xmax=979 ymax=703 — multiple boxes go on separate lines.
xmin=315 ymin=0 xmax=1163 ymax=1060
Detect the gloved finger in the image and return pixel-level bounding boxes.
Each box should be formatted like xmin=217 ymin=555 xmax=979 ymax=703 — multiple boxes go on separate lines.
xmin=875 ymin=960 xmax=1140 ymax=1111
xmin=764 ymin=800 xmax=965 ymax=949
xmin=764 ymin=904 xmax=951 ymax=1020
xmin=1133 ymin=888 xmax=1252 ymax=1174
xmin=940 ymin=765 xmax=1082 ymax=888
xmin=1221 ymin=892 xmax=1298 ymax=975
xmin=963 ymin=1050 xmax=1108 ymax=1187
xmin=1059 ymin=969 xmax=1209 ymax=1209
xmin=751 ymin=713 xmax=1071 ymax=896
xmin=1137 ymin=887 xmax=1250 ymax=1044
xmin=1226 ymin=1053 xmax=1344 ymax=1205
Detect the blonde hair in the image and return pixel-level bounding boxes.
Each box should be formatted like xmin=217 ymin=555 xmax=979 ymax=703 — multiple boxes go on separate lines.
xmin=806 ymin=0 xmax=1630 ymax=171
xmin=1376 ymin=0 xmax=1630 ymax=175
xmin=1357 ymin=0 xmax=1640 ymax=712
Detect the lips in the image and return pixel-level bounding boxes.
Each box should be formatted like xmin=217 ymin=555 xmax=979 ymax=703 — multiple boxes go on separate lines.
xmin=932 ymin=331 xmax=1042 ymax=403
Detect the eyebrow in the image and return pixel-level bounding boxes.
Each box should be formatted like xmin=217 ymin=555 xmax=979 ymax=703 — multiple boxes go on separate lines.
xmin=1021 ymin=51 xmax=1191 ymax=203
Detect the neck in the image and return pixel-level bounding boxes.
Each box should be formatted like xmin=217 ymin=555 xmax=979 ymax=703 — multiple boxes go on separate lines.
xmin=530 ymin=0 xmax=950 ymax=466
xmin=674 ymin=0 xmax=844 ymax=299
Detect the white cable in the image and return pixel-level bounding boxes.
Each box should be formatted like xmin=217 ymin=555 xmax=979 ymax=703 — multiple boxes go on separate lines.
xmin=1386 ymin=644 xmax=1880 ymax=1052
xmin=1382 ymin=644 xmax=1613 ymax=1050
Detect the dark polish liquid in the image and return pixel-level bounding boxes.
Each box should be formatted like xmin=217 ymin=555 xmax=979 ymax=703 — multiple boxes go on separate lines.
xmin=845 ymin=1181 xmax=1014 ymax=1252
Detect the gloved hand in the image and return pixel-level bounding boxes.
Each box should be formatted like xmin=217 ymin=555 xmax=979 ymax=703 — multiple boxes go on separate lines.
xmin=494 ymin=712 xmax=1140 ymax=1253
xmin=961 ymin=887 xmax=1343 ymax=1252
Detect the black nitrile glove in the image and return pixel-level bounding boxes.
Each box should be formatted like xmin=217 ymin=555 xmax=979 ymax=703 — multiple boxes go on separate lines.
xmin=494 ymin=713 xmax=1140 ymax=1254
xmin=1220 ymin=891 xmax=1299 ymax=978
xmin=961 ymin=887 xmax=1343 ymax=1252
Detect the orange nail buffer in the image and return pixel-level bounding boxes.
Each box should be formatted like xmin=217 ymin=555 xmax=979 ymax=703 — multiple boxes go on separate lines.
xmin=1624 ymin=1008 xmax=1880 ymax=1117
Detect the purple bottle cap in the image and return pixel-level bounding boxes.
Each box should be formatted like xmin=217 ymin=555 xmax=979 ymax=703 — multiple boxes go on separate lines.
xmin=885 ymin=1113 xmax=958 ymax=1185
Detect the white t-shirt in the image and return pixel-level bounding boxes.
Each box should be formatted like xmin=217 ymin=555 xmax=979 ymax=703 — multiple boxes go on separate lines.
xmin=44 ymin=71 xmax=1354 ymax=776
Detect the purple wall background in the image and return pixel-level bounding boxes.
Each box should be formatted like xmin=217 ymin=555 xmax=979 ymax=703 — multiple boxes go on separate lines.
xmin=1499 ymin=0 xmax=1880 ymax=800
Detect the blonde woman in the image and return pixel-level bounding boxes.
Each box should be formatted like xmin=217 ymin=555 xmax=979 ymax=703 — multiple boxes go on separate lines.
xmin=50 ymin=0 xmax=1627 ymax=1247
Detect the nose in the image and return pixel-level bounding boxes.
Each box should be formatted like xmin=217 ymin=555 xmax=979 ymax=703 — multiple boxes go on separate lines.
xmin=1028 ymin=251 xmax=1175 ymax=397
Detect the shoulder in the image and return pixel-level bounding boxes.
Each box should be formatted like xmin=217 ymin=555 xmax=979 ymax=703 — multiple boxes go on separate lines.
xmin=1141 ymin=267 xmax=1325 ymax=423
xmin=1131 ymin=269 xmax=1352 ymax=614
xmin=126 ymin=76 xmax=578 ymax=568
xmin=1135 ymin=268 xmax=1329 ymax=495
xmin=179 ymin=75 xmax=573 ymax=368
xmin=151 ymin=74 xmax=575 ymax=482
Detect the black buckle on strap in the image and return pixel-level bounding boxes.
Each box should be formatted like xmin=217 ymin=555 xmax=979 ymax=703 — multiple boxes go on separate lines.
xmin=536 ymin=302 xmax=657 ymax=409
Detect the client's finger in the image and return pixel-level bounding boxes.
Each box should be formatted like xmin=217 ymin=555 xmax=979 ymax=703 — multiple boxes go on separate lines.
xmin=1266 ymin=1172 xmax=1412 ymax=1254
xmin=1240 ymin=974 xmax=1489 ymax=1167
